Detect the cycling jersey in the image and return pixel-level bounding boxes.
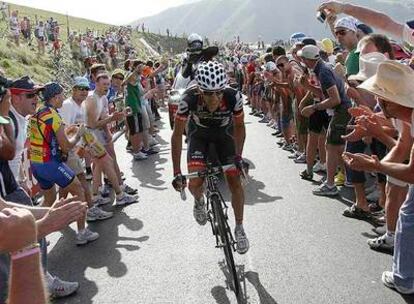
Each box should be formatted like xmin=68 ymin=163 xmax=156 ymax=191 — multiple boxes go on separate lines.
xmin=29 ymin=104 xmax=63 ymax=164
xmin=176 ymin=85 xmax=243 ymax=175
xmin=175 ymin=85 xmax=244 ymax=128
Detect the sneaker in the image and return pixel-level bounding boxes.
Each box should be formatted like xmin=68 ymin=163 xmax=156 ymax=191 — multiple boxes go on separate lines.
xmin=282 ymin=143 xmax=295 ymax=152
xmin=266 ymin=120 xmax=275 ymax=127
xmin=277 ymin=139 xmax=286 ymax=146
xmin=115 ymin=192 xmax=138 ymax=206
xmin=87 ymin=206 xmax=113 ymax=222
xmin=382 ymin=271 xmax=414 ymax=294
xmin=249 ymin=110 xmax=257 ymax=115
xmin=373 ymin=225 xmax=386 ymax=236
xmin=121 ymin=183 xmax=138 ymax=195
xmin=313 ymin=183 xmax=339 ymax=197
xmin=100 ymin=184 xmax=112 ymax=198
xmin=271 ymin=131 xmax=281 ymax=136
xmin=313 ymin=161 xmax=326 ymax=173
xmin=342 ymin=204 xmax=371 ymax=220
xmin=76 ymin=228 xmax=99 ymax=245
xmin=92 ymin=195 xmax=111 ymax=206
xmin=253 ymin=112 xmax=263 ymax=117
xmin=334 ymin=171 xmax=345 ymax=187
xmin=47 ymin=275 xmax=79 ymax=298
xmin=367 ymin=234 xmax=394 ymax=254
xmin=368 ymin=201 xmax=383 ymax=213
xmin=133 ymin=151 xmax=148 ymax=161
xmin=258 ymin=117 xmax=269 ymax=123
xmin=235 ymin=227 xmax=249 ymax=254
xmin=294 ymin=153 xmax=306 ymax=164
xmin=300 ymin=169 xmax=313 ymax=181
xmin=288 ymin=151 xmax=301 ymax=159
xmin=193 ymin=198 xmax=208 ymax=225
xmin=142 ymin=147 xmax=159 ymax=155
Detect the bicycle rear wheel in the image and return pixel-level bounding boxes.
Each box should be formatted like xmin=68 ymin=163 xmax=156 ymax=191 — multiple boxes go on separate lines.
xmin=211 ymin=195 xmax=241 ymax=300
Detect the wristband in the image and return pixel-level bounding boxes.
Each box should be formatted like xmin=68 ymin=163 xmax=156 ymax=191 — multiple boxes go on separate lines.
xmin=11 ymin=243 xmax=40 ymax=261
xmin=173 ymin=170 xmax=182 ymax=176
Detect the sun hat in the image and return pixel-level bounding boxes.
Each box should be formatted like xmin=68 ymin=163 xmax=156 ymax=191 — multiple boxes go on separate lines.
xmin=42 ymin=82 xmax=64 ymax=102
xmin=72 ymin=76 xmax=89 ymax=88
xmin=321 ymin=38 xmax=334 ymax=54
xmin=334 ymin=17 xmax=358 ymax=32
xmin=297 ymin=45 xmax=320 ymax=60
xmin=358 ymin=60 xmax=414 ymax=108
xmin=348 ymin=52 xmax=387 ymax=82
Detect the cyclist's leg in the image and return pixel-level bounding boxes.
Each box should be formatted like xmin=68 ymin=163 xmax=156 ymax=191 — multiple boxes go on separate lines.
xmin=216 ymin=124 xmax=245 ymax=225
xmin=226 ymin=173 xmax=245 ymax=225
xmin=187 ymin=128 xmax=208 ymax=200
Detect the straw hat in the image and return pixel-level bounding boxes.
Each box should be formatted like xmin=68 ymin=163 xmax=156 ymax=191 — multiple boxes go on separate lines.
xmin=358 ymin=60 xmax=414 ymax=108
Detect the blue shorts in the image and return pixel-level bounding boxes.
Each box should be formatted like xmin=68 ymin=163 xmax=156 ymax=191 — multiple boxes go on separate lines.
xmin=31 ymin=161 xmax=75 ymax=190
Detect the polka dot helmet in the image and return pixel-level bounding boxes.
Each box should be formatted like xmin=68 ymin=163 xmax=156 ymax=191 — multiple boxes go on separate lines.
xmin=195 ymin=61 xmax=227 ymax=92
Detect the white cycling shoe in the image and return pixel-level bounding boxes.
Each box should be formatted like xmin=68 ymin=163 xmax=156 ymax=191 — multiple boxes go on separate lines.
xmin=235 ymin=227 xmax=249 ymax=254
xmin=193 ymin=198 xmax=208 ymax=226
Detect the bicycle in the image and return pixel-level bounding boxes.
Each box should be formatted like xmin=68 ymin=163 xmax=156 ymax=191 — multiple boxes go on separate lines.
xmin=180 ymin=163 xmax=243 ymax=302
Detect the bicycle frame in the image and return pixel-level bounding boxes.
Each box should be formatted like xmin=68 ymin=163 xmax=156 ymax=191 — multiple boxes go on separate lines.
xmin=204 ymin=173 xmax=237 ymax=252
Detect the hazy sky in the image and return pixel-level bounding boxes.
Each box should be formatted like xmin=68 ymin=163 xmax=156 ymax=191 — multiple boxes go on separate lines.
xmin=7 ymin=0 xmax=192 ymax=24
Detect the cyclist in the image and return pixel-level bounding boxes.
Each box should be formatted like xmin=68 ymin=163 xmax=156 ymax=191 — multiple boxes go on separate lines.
xmin=171 ymin=61 xmax=249 ymax=254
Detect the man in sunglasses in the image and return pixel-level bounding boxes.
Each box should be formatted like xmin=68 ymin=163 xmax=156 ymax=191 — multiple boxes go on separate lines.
xmin=171 ymin=61 xmax=249 ymax=254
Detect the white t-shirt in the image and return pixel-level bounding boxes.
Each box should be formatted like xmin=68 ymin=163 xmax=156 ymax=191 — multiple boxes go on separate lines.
xmin=8 ymin=106 xmax=28 ymax=181
xmin=59 ymin=97 xmax=85 ymax=125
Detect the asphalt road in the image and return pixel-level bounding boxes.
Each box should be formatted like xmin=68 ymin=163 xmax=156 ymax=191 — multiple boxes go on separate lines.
xmin=48 ymin=106 xmax=414 ymax=304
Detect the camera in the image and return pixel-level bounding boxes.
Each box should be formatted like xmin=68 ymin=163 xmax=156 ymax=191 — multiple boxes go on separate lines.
xmin=317 ymin=11 xmax=326 ymax=23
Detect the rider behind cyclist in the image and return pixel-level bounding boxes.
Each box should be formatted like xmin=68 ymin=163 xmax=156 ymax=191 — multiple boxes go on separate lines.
xmin=171 ymin=61 xmax=249 ymax=254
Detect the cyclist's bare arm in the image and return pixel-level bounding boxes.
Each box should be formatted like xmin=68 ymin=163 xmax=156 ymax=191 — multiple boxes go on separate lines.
xmin=171 ymin=117 xmax=187 ymax=175
xmin=233 ymin=114 xmax=245 ymax=156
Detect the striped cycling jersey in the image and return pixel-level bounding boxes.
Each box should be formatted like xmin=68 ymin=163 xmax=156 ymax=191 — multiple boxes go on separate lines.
xmin=29 ymin=104 xmax=63 ymax=164
xmin=176 ymin=85 xmax=244 ymax=128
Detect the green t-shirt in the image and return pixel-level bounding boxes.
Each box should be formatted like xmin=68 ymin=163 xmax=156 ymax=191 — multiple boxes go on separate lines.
xmin=125 ymin=81 xmax=142 ymax=114
xmin=345 ymin=48 xmax=359 ymax=76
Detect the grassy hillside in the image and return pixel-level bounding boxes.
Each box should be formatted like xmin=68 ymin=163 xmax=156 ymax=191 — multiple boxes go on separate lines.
xmin=0 ymin=2 xmax=186 ymax=85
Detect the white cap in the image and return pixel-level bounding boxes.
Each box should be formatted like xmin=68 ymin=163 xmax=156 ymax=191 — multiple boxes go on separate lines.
xmin=334 ymin=17 xmax=358 ymax=32
xmin=297 ymin=45 xmax=320 ymax=60
xmin=348 ymin=52 xmax=387 ymax=82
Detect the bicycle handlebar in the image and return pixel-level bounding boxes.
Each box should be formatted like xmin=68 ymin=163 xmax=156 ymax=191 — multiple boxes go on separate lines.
xmin=181 ymin=164 xmax=236 ymax=180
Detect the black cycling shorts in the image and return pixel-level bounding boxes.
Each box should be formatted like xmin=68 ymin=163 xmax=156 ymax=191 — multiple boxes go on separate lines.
xmin=187 ymin=120 xmax=236 ymax=173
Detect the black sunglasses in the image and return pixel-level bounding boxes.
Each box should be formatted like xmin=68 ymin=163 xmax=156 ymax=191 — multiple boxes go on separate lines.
xmin=25 ymin=93 xmax=38 ymax=98
xmin=75 ymin=86 xmax=89 ymax=91
xmin=335 ymin=30 xmax=349 ymax=37
xmin=112 ymin=76 xmax=124 ymax=81
xmin=277 ymin=63 xmax=285 ymax=68
xmin=202 ymin=90 xmax=224 ymax=96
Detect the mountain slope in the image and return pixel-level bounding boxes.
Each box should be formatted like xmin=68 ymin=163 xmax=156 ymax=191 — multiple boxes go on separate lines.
xmin=133 ymin=0 xmax=414 ymax=41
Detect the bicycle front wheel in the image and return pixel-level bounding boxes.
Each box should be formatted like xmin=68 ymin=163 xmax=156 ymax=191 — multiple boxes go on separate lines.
xmin=211 ymin=195 xmax=241 ymax=300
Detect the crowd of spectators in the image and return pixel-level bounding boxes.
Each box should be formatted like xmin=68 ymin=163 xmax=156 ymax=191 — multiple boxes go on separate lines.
xmin=222 ymin=0 xmax=414 ymax=295
xmin=0 ymin=42 xmax=171 ymax=301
